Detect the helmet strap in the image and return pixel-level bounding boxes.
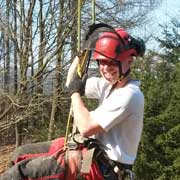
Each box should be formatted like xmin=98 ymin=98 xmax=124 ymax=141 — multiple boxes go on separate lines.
xmin=118 ymin=62 xmax=131 ymax=81
xmin=106 ymin=67 xmax=130 ymax=98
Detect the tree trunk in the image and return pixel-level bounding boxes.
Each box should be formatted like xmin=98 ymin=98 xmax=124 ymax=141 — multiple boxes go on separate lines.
xmin=48 ymin=0 xmax=65 ymax=140
xmin=15 ymin=0 xmax=35 ymax=146
xmin=4 ymin=0 xmax=10 ymax=92
xmin=14 ymin=0 xmax=18 ymax=94
xmin=36 ymin=0 xmax=45 ymax=94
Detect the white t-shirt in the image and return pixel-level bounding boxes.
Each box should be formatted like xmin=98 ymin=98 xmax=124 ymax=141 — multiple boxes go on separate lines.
xmin=85 ymin=77 xmax=144 ymax=165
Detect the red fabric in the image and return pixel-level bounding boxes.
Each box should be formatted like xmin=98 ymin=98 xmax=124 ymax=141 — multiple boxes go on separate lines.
xmin=82 ymin=160 xmax=104 ymax=180
xmin=14 ymin=152 xmax=50 ymax=164
xmin=49 ymin=138 xmax=104 ymax=180
xmin=23 ymin=173 xmax=65 ymax=180
xmin=14 ymin=137 xmax=104 ymax=180
xmin=49 ymin=137 xmax=65 ymax=153
xmin=14 ymin=138 xmax=65 ymax=164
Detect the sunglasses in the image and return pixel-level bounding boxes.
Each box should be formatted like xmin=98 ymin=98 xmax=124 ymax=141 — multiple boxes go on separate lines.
xmin=98 ymin=59 xmax=119 ymax=66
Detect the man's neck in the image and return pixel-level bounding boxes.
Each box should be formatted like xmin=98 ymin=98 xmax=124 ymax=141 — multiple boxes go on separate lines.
xmin=116 ymin=76 xmax=131 ymax=88
xmin=105 ymin=76 xmax=131 ymax=98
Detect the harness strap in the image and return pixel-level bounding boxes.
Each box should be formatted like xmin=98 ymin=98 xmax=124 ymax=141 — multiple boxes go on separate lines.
xmin=65 ymin=149 xmax=82 ymax=180
xmin=66 ymin=134 xmax=135 ymax=180
xmin=80 ymin=148 xmax=96 ymax=174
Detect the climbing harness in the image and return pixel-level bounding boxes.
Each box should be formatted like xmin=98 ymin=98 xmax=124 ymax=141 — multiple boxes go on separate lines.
xmin=0 ymin=1 xmax=141 ymax=180
xmin=63 ymin=1 xmax=137 ymax=178
xmin=64 ymin=22 xmax=125 ymax=149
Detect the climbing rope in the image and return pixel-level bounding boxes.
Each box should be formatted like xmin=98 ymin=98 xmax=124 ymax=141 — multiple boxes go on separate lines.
xmin=64 ymin=0 xmax=96 ymax=149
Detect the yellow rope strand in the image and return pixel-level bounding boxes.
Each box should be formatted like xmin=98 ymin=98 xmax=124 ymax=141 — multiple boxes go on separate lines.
xmin=64 ymin=0 xmax=96 ymax=149
xmin=64 ymin=0 xmax=83 ymax=149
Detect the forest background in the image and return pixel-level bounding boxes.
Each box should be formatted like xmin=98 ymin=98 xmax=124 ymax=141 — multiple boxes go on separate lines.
xmin=0 ymin=0 xmax=179 ymax=179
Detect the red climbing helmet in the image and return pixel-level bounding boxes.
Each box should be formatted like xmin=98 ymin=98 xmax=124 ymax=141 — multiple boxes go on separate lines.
xmin=92 ymin=28 xmax=145 ymax=61
xmin=92 ymin=31 xmax=121 ymax=60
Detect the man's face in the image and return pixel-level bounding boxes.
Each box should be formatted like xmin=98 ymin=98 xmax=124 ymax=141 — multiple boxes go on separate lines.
xmin=98 ymin=56 xmax=133 ymax=84
xmin=98 ymin=59 xmax=120 ymax=84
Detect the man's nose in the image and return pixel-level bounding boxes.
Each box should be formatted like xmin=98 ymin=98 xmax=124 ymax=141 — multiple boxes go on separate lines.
xmin=103 ymin=64 xmax=112 ymax=69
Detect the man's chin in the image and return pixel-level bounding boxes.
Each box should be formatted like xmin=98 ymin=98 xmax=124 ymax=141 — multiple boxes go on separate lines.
xmin=104 ymin=78 xmax=117 ymax=85
xmin=101 ymin=74 xmax=118 ymax=84
xmin=109 ymin=80 xmax=117 ymax=85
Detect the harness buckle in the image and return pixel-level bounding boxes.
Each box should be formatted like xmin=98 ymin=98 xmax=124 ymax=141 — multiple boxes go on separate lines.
xmin=67 ymin=142 xmax=78 ymax=150
xmin=67 ymin=134 xmax=79 ymax=150
xmin=125 ymin=169 xmax=135 ymax=180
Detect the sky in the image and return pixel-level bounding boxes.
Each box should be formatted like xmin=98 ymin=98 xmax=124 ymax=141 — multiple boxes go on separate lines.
xmin=146 ymin=0 xmax=180 ymax=51
xmin=153 ymin=0 xmax=180 ymax=25
xmin=130 ymin=0 xmax=180 ymax=51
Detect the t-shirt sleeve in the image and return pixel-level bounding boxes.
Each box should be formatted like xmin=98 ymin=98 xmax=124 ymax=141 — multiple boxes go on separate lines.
xmin=90 ymin=90 xmax=133 ymax=131
xmin=85 ymin=77 xmax=106 ymax=99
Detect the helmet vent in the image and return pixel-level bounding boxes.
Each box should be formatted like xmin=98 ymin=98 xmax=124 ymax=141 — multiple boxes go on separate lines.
xmin=115 ymin=45 xmax=121 ymax=55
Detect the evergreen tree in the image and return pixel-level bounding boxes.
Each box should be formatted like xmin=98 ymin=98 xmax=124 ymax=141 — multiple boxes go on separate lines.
xmin=134 ymin=13 xmax=180 ymax=180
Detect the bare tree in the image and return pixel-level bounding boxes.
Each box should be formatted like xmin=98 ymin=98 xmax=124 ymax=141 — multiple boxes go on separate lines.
xmin=13 ymin=0 xmax=18 ymax=94
xmin=4 ymin=0 xmax=10 ymax=92
xmin=36 ymin=0 xmax=45 ymax=94
xmin=48 ymin=0 xmax=79 ymax=140
xmin=0 ymin=0 xmax=162 ymax=146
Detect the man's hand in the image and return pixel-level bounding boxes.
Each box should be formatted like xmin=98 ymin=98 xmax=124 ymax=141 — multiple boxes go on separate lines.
xmin=67 ymin=73 xmax=88 ymax=96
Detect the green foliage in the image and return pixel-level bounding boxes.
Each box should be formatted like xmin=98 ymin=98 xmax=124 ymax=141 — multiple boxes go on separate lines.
xmin=134 ymin=60 xmax=180 ymax=179
xmin=157 ymin=14 xmax=180 ymax=64
xmin=134 ymin=14 xmax=180 ymax=179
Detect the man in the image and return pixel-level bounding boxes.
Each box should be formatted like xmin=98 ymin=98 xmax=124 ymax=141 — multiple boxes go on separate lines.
xmin=1 ymin=25 xmax=145 ymax=180
xmin=67 ymin=27 xmax=145 ymax=179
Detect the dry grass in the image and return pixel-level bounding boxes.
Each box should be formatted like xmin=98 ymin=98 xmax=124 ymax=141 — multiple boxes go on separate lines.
xmin=0 ymin=144 xmax=15 ymax=175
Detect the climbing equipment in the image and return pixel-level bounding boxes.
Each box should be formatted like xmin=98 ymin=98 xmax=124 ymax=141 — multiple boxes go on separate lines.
xmin=64 ymin=22 xmax=122 ymax=149
xmin=91 ymin=27 xmax=145 ymax=82
xmin=93 ymin=28 xmax=145 ymax=61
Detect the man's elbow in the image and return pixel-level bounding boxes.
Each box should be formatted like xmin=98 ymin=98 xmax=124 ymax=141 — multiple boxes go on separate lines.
xmin=79 ymin=128 xmax=91 ymax=138
xmin=79 ymin=124 xmax=105 ymax=138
